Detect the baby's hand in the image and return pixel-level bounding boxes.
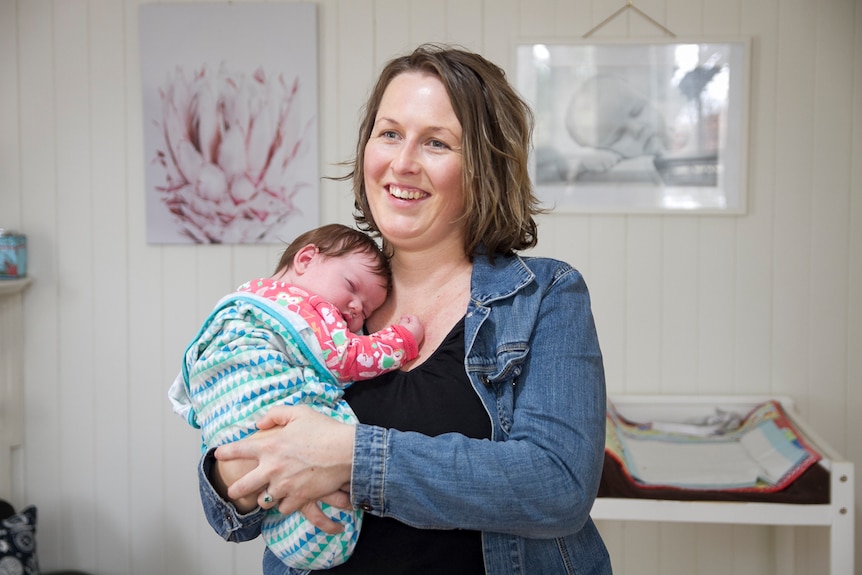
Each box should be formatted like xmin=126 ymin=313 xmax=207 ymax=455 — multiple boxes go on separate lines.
xmin=398 ymin=314 xmax=425 ymax=346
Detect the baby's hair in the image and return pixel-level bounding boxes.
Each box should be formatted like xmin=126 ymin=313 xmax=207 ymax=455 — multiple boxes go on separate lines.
xmin=274 ymin=223 xmax=391 ymax=288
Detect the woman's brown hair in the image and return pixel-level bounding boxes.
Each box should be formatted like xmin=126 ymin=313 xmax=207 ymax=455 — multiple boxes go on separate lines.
xmin=344 ymin=43 xmax=544 ymax=259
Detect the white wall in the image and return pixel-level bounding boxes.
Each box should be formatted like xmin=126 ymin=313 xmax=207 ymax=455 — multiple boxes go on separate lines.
xmin=0 ymin=0 xmax=859 ymax=573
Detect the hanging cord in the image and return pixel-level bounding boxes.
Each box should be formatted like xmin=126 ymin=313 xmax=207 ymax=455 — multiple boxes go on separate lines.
xmin=583 ymin=0 xmax=676 ymax=38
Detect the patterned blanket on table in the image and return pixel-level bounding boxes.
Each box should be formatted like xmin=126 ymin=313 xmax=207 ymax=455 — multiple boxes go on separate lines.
xmin=604 ymin=400 xmax=822 ymax=493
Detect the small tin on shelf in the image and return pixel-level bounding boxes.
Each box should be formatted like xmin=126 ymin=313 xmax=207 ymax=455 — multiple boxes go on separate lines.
xmin=0 ymin=229 xmax=27 ymax=279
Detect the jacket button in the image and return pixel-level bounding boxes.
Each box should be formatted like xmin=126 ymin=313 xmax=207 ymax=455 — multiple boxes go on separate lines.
xmin=359 ymin=503 xmax=373 ymax=512
xmin=481 ymin=375 xmax=491 ymax=386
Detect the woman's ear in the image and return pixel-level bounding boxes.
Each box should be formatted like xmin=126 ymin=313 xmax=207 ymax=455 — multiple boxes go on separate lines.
xmin=292 ymin=244 xmax=318 ymax=275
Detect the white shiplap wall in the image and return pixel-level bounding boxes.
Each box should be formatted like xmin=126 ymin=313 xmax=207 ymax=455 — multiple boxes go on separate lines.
xmin=0 ymin=0 xmax=859 ymax=573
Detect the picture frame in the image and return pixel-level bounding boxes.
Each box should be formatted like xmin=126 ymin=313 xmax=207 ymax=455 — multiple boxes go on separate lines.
xmin=140 ymin=2 xmax=320 ymax=244
xmin=516 ymin=39 xmax=750 ymax=214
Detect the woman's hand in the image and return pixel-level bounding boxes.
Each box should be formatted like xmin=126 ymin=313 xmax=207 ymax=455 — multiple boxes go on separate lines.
xmin=214 ymin=405 xmax=355 ymax=531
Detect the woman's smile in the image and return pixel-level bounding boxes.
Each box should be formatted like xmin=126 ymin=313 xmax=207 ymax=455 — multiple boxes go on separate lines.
xmin=386 ymin=183 xmax=428 ymax=201
xmin=364 ymin=71 xmax=465 ymax=250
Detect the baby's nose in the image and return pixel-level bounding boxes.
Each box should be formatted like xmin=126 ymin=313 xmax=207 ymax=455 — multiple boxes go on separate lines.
xmin=348 ymin=301 xmax=362 ymax=318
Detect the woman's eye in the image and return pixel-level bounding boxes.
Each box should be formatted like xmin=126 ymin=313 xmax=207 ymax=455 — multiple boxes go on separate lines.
xmin=428 ymin=139 xmax=449 ymax=150
xmin=380 ymin=130 xmax=399 ymax=139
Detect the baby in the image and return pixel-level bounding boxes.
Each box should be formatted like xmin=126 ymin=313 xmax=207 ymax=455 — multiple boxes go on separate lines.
xmin=169 ymin=223 xmax=423 ymax=570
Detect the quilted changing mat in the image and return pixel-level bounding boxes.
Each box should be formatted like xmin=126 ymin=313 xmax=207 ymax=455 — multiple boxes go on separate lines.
xmin=599 ymin=400 xmax=829 ymax=503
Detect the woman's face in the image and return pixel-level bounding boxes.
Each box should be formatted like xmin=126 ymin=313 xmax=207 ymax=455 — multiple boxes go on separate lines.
xmin=363 ymin=72 xmax=465 ymax=253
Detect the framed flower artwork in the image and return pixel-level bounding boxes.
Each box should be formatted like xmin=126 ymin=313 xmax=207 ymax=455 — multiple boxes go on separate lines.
xmin=516 ymin=39 xmax=750 ymax=214
xmin=140 ymin=3 xmax=319 ymax=243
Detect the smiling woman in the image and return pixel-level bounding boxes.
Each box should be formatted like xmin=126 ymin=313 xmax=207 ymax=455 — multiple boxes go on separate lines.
xmin=198 ymin=43 xmax=611 ymax=575
xmin=361 ymin=72 xmax=467 ymax=263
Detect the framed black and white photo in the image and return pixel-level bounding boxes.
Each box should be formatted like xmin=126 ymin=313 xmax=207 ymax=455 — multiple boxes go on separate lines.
xmin=516 ymin=39 xmax=750 ymax=214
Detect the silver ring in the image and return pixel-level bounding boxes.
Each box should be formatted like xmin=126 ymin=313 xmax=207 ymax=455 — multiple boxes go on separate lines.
xmin=263 ymin=490 xmax=273 ymax=504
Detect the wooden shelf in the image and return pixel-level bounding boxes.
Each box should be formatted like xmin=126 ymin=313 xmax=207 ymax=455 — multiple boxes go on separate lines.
xmin=0 ymin=277 xmax=31 ymax=297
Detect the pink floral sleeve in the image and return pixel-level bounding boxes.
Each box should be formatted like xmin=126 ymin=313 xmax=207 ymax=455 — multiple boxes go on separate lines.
xmin=305 ymin=295 xmax=419 ymax=382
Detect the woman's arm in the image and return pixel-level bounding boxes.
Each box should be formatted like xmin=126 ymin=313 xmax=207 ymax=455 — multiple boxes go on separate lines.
xmin=218 ymin=262 xmax=606 ymax=539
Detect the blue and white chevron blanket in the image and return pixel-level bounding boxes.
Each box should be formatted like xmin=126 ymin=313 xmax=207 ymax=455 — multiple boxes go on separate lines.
xmin=169 ymin=292 xmax=361 ymax=570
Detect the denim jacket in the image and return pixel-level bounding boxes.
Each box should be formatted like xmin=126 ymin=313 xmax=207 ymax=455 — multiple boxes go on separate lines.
xmin=199 ymin=252 xmax=612 ymax=574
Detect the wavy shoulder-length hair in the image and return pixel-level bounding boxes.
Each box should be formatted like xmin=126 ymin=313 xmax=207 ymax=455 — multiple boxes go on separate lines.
xmin=344 ymin=43 xmax=544 ymax=260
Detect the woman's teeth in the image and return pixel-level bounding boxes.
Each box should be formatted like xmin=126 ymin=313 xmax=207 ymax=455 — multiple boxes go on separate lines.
xmin=389 ymin=185 xmax=425 ymax=200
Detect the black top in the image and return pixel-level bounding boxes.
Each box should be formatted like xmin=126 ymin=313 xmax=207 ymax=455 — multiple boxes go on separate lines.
xmin=328 ymin=318 xmax=490 ymax=574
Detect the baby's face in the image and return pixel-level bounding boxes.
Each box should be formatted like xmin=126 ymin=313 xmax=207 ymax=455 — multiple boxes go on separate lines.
xmin=567 ymin=75 xmax=669 ymax=158
xmin=603 ymin=97 xmax=668 ymax=157
xmin=302 ymin=251 xmax=388 ymax=332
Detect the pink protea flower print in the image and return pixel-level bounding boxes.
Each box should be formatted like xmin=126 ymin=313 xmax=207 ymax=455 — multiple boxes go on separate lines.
xmin=154 ymin=64 xmax=312 ymax=243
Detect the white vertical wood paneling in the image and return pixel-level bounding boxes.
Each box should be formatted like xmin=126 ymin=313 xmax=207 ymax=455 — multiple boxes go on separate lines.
xmin=588 ymin=217 xmax=628 ymax=393
xmin=18 ymin=0 xmax=62 ymax=570
xmin=4 ymin=0 xmax=860 ymax=574
xmin=54 ymin=0 xmax=98 ymax=569
xmin=519 ymin=0 xmax=554 ymax=38
xmin=316 ymin=0 xmax=349 ymax=226
xmin=333 ymin=0 xmax=373 ymax=228
xmin=807 ymin=0 xmax=854 ymax=455
xmin=90 ymin=1 xmax=132 ymax=570
xmin=0 ymin=2 xmax=21 ymax=227
xmin=800 ymin=2 xmax=856 ymax=573
xmin=371 ymin=0 xmax=409 ymax=68
xmin=535 ymin=214 xmax=593 ymax=278
xmin=772 ymin=0 xmax=817 ymax=407
xmin=124 ymin=0 xmax=161 ymax=567
xmin=736 ymin=0 xmax=778 ymax=396
xmin=661 ymin=522 xmax=698 ymax=574
xmin=703 ymin=0 xmax=740 ymax=34
xmin=624 ymin=217 xmax=663 ymax=392
xmin=697 ymin=218 xmax=737 ymax=394
xmin=666 ymin=0 xmax=702 ymax=35
xmin=553 ymin=0 xmax=593 ymax=38
xmin=443 ymin=0 xmax=482 ymax=50
xmin=661 ymin=219 xmax=699 ymax=393
xmin=695 ymin=524 xmax=734 ymax=575
xmin=732 ymin=525 xmax=772 ymax=575
xmin=622 ymin=521 xmax=660 ymax=574
xmin=481 ymin=0 xmax=517 ymax=69
xmin=409 ymin=0 xmax=445 ymax=43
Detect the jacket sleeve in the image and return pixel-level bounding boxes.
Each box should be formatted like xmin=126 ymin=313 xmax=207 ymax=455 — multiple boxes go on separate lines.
xmin=350 ymin=264 xmax=606 ymax=538
xmin=198 ymin=448 xmax=267 ymax=543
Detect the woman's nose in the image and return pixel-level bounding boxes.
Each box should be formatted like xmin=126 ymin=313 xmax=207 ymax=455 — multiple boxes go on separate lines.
xmin=392 ymin=141 xmax=420 ymax=173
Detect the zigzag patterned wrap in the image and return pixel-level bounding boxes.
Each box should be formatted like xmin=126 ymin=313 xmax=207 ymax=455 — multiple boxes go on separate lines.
xmin=180 ymin=293 xmax=362 ymax=570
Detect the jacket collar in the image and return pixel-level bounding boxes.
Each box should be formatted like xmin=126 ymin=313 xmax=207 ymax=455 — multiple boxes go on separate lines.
xmin=470 ymin=250 xmax=535 ymax=305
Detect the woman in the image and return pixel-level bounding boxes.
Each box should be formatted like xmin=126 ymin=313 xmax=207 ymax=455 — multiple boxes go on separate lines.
xmin=199 ymin=43 xmax=612 ymax=574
